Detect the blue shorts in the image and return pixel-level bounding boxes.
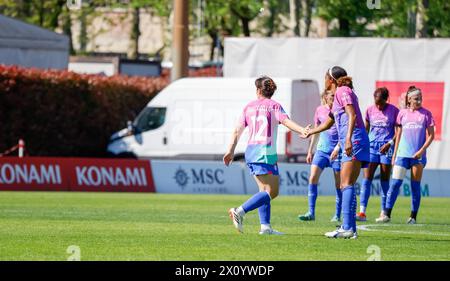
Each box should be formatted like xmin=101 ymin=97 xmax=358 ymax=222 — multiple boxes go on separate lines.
xmin=247 ymin=163 xmax=279 ymax=176
xmin=340 ymin=140 xmax=370 ymax=169
xmin=312 ymin=150 xmax=341 ymax=172
xmin=369 ymin=142 xmax=393 ymax=165
xmin=395 ymin=156 xmax=427 ymax=169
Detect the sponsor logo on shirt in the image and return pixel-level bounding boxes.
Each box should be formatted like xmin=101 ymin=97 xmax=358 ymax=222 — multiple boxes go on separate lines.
xmin=254 ymin=105 xmax=280 ymax=112
xmin=371 ymin=119 xmax=389 ymax=127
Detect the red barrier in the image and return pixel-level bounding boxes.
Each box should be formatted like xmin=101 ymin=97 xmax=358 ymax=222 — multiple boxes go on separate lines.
xmin=376 ymin=81 xmax=444 ymax=140
xmin=0 ymin=157 xmax=155 ymax=192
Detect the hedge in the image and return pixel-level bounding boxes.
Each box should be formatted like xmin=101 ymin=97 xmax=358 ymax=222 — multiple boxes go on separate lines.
xmin=0 ymin=64 xmax=169 ymax=157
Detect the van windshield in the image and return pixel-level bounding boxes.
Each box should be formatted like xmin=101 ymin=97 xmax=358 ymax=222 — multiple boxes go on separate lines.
xmin=133 ymin=107 xmax=166 ymax=132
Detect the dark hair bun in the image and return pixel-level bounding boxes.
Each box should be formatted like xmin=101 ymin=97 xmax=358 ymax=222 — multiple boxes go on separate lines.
xmin=261 ymin=77 xmax=277 ymax=98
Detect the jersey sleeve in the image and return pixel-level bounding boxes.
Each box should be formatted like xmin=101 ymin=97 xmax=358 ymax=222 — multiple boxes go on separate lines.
xmin=314 ymin=108 xmax=320 ymax=126
xmin=396 ymin=110 xmax=404 ymax=126
xmin=274 ymin=104 xmax=289 ymax=123
xmin=238 ymin=107 xmax=247 ymax=127
xmin=425 ymin=110 xmax=435 ymax=128
xmin=393 ymin=105 xmax=400 ymax=121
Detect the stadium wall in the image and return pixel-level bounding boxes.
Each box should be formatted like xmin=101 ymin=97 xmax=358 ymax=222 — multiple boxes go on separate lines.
xmin=1 ymin=158 xmax=448 ymax=197
xmin=0 ymin=157 xmax=155 ymax=192
xmin=223 ymin=37 xmax=450 ymax=170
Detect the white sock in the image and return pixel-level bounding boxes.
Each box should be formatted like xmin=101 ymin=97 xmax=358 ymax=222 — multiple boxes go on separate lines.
xmin=360 ymin=206 xmax=366 ymax=213
xmin=261 ymin=224 xmax=271 ymax=231
xmin=236 ymin=206 xmax=246 ymax=217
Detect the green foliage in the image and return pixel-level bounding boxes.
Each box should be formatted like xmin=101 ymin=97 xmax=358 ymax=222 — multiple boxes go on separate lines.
xmin=426 ymin=0 xmax=450 ymax=37
xmin=0 ymin=0 xmax=449 ymax=57
xmin=0 ymin=64 xmax=168 ymax=157
xmin=316 ymin=0 xmax=376 ymax=36
xmin=315 ymin=0 xmax=450 ymax=38
xmin=0 ymin=0 xmax=66 ymax=29
xmin=229 ymin=0 xmax=264 ymax=36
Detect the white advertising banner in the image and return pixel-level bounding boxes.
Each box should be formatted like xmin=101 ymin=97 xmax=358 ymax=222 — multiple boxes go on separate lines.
xmin=150 ymin=160 xmax=246 ymax=194
xmin=224 ymin=38 xmax=450 ymax=170
xmin=243 ymin=163 xmax=450 ymax=198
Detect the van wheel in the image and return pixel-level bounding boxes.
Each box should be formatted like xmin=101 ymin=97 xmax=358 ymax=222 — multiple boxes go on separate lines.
xmin=116 ymin=152 xmax=138 ymax=159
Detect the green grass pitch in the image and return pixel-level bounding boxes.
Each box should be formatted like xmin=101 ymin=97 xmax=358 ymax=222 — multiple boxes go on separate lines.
xmin=0 ymin=192 xmax=449 ymax=261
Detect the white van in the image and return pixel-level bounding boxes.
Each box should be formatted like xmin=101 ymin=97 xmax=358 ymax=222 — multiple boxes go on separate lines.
xmin=107 ymin=77 xmax=320 ymax=162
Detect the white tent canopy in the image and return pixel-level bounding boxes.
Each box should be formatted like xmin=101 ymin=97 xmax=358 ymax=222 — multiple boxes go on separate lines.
xmin=224 ymin=37 xmax=450 ymax=170
xmin=0 ymin=14 xmax=69 ymax=69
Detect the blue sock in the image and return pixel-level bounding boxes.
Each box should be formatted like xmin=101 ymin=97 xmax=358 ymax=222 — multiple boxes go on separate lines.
xmin=352 ymin=190 xmax=357 ymax=233
xmin=308 ymin=184 xmax=318 ymax=216
xmin=335 ymin=188 xmax=342 ymax=218
xmin=385 ymin=179 xmax=403 ymax=210
xmin=242 ymin=191 xmax=271 ymax=213
xmin=342 ymin=186 xmax=355 ymax=231
xmin=360 ymin=178 xmax=372 ymax=210
xmin=258 ymin=202 xmax=271 ymax=225
xmin=411 ymin=180 xmax=421 ymax=213
xmin=380 ymin=180 xmax=390 ymax=211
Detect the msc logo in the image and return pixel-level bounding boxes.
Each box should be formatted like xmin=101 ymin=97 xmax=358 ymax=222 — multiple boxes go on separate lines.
xmin=174 ymin=167 xmax=189 ymax=189
xmin=173 ymin=167 xmax=225 ymax=189
xmin=280 ymin=170 xmax=309 ymax=187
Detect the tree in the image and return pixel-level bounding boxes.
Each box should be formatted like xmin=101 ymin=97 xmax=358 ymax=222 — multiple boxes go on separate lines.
xmin=316 ymin=0 xmax=376 ymax=36
xmin=129 ymin=5 xmax=141 ymax=59
xmin=260 ymin=0 xmax=290 ymax=37
xmin=61 ymin=5 xmax=75 ymax=55
xmin=425 ymin=0 xmax=450 ymax=37
xmin=294 ymin=0 xmax=301 ymax=36
xmin=0 ymin=0 xmax=66 ymax=29
xmin=303 ymin=0 xmax=315 ymax=37
xmin=127 ymin=0 xmax=171 ymax=59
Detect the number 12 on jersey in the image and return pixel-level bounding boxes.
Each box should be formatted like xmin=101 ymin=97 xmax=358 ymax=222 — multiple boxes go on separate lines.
xmin=250 ymin=116 xmax=270 ymax=142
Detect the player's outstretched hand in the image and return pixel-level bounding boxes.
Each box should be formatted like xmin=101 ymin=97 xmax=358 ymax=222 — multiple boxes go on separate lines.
xmin=300 ymin=124 xmax=312 ymax=139
xmin=223 ymin=151 xmax=234 ymax=166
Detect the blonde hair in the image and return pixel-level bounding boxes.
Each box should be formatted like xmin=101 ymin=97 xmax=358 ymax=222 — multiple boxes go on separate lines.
xmin=321 ymin=90 xmax=331 ymax=105
xmin=336 ymin=76 xmax=353 ymax=89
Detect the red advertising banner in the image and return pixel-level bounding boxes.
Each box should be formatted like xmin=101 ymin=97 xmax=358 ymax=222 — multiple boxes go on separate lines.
xmin=0 ymin=157 xmax=70 ymax=191
xmin=375 ymin=81 xmax=444 ymax=140
xmin=0 ymin=157 xmax=155 ymax=192
xmin=68 ymin=158 xmax=155 ymax=192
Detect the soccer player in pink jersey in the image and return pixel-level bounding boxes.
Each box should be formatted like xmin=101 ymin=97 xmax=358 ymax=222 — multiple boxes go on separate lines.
xmin=376 ymin=86 xmax=435 ymax=224
xmin=223 ymin=76 xmax=309 ymax=235
xmin=303 ymin=66 xmax=370 ymax=239
xmin=298 ymin=90 xmax=343 ymax=222
xmin=356 ymin=87 xmax=399 ymax=222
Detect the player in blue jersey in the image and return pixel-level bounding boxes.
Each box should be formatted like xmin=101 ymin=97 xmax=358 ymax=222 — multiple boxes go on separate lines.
xmin=356 ymin=87 xmax=399 ymax=222
xmin=376 ymin=86 xmax=435 ymax=224
xmin=298 ymin=90 xmax=342 ymax=222
xmin=303 ymin=66 xmax=370 ymax=239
